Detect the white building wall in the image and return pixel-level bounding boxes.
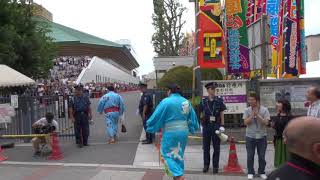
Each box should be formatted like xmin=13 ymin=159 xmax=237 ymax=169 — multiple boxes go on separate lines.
xmin=153 ymin=56 xmax=194 ymax=71
xmin=300 ymin=60 xmax=320 ymax=78
xmin=77 ymin=56 xmax=139 ymax=84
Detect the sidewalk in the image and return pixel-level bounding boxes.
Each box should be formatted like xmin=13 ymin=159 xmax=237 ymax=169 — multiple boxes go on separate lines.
xmin=0 ymin=165 xmax=252 ymax=180
xmin=134 ymin=131 xmax=275 ymax=174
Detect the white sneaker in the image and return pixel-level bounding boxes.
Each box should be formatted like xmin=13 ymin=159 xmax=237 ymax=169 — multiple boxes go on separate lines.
xmin=248 ymin=174 xmax=254 ymax=180
xmin=260 ymin=174 xmax=267 ymax=179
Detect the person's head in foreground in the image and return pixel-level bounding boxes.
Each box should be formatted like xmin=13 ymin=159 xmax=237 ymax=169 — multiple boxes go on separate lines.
xmin=267 ymin=116 xmax=320 ymax=180
xmin=167 ymin=84 xmax=181 ymax=96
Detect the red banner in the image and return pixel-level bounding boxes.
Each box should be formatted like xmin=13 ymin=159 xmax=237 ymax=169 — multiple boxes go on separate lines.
xmin=197 ymin=1 xmax=225 ymax=69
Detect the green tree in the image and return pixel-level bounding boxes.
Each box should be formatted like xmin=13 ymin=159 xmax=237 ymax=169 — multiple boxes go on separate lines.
xmin=0 ymin=0 xmax=56 ymax=78
xmin=152 ymin=0 xmax=186 ymax=56
xmin=158 ymin=66 xmax=193 ymax=89
xmin=201 ymin=68 xmax=223 ymax=80
xmin=158 ymin=66 xmax=223 ymax=90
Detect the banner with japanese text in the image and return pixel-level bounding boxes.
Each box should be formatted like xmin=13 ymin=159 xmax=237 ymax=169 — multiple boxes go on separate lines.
xmin=225 ymin=0 xmax=250 ymax=74
xmin=267 ymin=0 xmax=305 ymax=77
xmin=202 ymin=80 xmax=248 ymax=114
xmin=197 ymin=0 xmax=225 ymax=69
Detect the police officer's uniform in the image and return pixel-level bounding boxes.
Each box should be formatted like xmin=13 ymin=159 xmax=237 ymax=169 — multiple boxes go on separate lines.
xmin=200 ymin=82 xmax=227 ymax=174
xmin=69 ymin=85 xmax=91 ymax=147
xmin=139 ymin=83 xmax=154 ymax=144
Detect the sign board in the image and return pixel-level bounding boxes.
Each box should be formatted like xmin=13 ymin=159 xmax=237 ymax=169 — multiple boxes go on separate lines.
xmin=258 ymin=78 xmax=320 ymax=116
xmin=0 ymin=103 xmax=15 ymax=124
xmin=202 ymin=80 xmax=248 ymax=114
xmin=260 ymin=84 xmax=308 ymax=116
xmin=10 ymin=95 xmax=19 ymax=108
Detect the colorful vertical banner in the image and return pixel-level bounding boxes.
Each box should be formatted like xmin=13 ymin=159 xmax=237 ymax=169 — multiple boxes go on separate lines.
xmin=284 ymin=0 xmax=299 ymax=76
xmin=267 ymin=0 xmax=306 ymax=77
xmin=225 ymin=0 xmax=250 ymax=73
xmin=197 ymin=0 xmax=225 ymax=69
xmin=246 ymin=0 xmax=266 ymax=27
xmin=267 ymin=0 xmax=281 ymax=49
xmin=298 ymin=0 xmax=306 ymax=74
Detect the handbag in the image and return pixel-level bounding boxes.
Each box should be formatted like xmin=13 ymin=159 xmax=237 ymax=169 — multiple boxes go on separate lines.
xmin=120 ymin=114 xmax=127 ymax=133
xmin=121 ymin=124 xmax=127 ymax=133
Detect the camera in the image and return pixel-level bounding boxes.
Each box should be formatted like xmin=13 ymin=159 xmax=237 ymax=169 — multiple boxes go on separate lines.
xmin=33 ymin=124 xmax=56 ymax=134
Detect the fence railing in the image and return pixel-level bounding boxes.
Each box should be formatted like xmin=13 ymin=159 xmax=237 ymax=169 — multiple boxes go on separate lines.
xmin=0 ymin=95 xmax=74 ymax=144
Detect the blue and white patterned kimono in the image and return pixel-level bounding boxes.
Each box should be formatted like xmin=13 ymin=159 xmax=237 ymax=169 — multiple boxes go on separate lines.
xmin=146 ymin=93 xmax=200 ymax=177
xmin=97 ymin=91 xmax=125 ymax=138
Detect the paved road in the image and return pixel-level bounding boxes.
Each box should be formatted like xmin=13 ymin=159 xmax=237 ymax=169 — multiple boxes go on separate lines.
xmin=0 ymin=165 xmax=250 ymax=180
xmin=0 ymin=91 xmax=276 ymax=179
xmin=3 ymin=91 xmax=143 ymax=165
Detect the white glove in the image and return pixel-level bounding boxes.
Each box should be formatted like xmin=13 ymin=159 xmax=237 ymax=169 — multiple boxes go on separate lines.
xmin=219 ymin=126 xmax=225 ymax=133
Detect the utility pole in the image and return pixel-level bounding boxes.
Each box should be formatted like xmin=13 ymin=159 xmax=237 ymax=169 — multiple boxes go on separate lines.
xmin=190 ymin=0 xmax=201 ymax=105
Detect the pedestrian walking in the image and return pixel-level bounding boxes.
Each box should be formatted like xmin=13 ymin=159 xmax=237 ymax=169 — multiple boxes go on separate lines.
xmin=146 ymin=84 xmax=199 ymax=180
xmin=138 ymin=82 xmax=154 ymax=144
xmin=200 ymin=82 xmax=227 ymax=174
xmin=272 ymin=99 xmax=293 ymax=168
xmin=243 ymin=93 xmax=271 ymax=180
xmin=69 ymin=84 xmax=92 ymax=148
xmin=306 ymin=86 xmax=320 ymax=118
xmin=267 ymin=117 xmax=320 ymax=180
xmin=97 ymin=85 xmax=125 ymax=144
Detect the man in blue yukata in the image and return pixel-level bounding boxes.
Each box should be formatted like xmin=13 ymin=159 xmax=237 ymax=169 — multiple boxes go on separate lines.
xmin=146 ymin=84 xmax=200 ymax=180
xmin=97 ymin=85 xmax=125 ymax=144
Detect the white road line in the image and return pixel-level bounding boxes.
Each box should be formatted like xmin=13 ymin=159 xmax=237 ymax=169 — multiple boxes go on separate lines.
xmin=0 ymin=161 xmax=162 ymax=170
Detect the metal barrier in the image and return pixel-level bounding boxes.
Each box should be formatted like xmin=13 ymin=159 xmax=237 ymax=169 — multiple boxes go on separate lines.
xmin=0 ymin=95 xmax=74 ymax=144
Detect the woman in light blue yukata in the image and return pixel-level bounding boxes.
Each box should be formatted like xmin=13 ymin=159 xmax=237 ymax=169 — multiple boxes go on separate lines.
xmin=146 ymin=84 xmax=200 ymax=180
xmin=97 ymin=85 xmax=125 ymax=144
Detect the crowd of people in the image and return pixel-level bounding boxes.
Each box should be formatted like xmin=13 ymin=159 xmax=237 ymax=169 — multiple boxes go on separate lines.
xmin=19 ymin=80 xmax=139 ymax=98
xmin=50 ymin=56 xmax=91 ymax=82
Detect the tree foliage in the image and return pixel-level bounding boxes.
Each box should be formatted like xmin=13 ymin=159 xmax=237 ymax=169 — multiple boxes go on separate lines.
xmin=152 ymin=0 xmax=186 ymax=56
xmin=158 ymin=66 xmax=193 ymax=89
xmin=0 ymin=0 xmax=57 ymax=78
xmin=201 ymin=68 xmax=223 ymax=80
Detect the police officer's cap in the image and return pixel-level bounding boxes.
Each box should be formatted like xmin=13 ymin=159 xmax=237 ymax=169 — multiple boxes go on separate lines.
xmin=74 ymin=84 xmax=84 ymax=90
xmin=139 ymin=82 xmax=147 ymax=87
xmin=205 ymin=82 xmax=217 ymax=89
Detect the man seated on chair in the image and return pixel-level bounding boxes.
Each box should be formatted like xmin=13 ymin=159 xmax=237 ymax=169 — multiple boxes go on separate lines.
xmin=31 ymin=112 xmax=59 ymax=157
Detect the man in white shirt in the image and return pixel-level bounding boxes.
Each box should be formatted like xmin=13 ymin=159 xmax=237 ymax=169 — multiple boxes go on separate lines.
xmin=306 ymin=86 xmax=320 ymax=118
xmin=31 ymin=112 xmax=59 ymax=157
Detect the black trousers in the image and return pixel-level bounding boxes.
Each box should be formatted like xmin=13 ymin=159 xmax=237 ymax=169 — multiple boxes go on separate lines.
xmin=74 ymin=112 xmax=89 ymax=145
xmin=202 ymin=122 xmax=221 ymax=169
xmin=142 ymin=114 xmax=154 ymax=142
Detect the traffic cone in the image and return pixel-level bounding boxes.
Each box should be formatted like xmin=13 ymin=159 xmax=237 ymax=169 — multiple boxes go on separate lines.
xmin=223 ymin=137 xmax=244 ymax=174
xmin=48 ymin=133 xmax=63 ymax=160
xmin=0 ymin=146 xmax=8 ymax=162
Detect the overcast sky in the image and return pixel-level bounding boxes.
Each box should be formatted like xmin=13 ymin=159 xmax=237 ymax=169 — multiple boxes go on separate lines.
xmin=34 ymin=0 xmax=320 ymax=76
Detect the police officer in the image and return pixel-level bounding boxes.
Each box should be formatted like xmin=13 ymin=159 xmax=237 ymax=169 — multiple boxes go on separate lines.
xmin=69 ymin=84 xmax=93 ymax=148
xmin=200 ymin=82 xmax=227 ymax=174
xmin=139 ymin=82 xmax=154 ymax=144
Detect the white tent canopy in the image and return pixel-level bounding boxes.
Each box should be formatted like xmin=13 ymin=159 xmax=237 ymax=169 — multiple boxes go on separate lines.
xmin=0 ymin=64 xmax=35 ymax=87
